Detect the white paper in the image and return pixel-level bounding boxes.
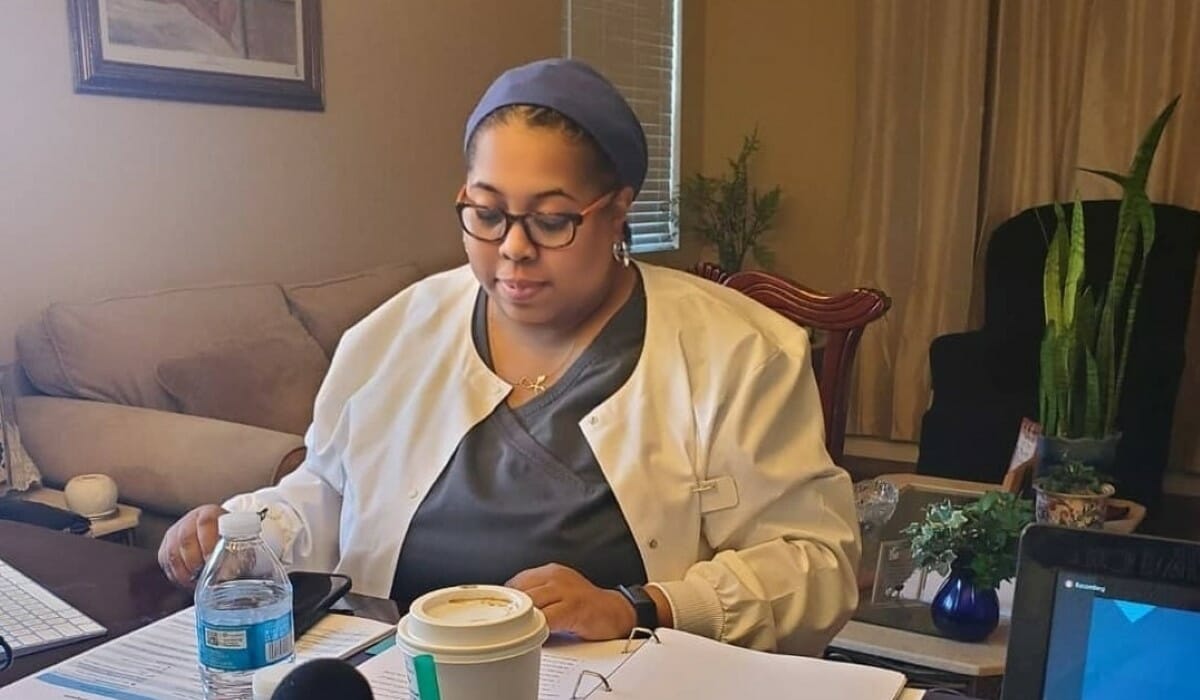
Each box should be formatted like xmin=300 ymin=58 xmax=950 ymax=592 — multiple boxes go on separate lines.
xmin=0 ymin=608 xmax=394 ymax=700
xmin=597 ymin=628 xmax=907 ymax=700
xmin=358 ymin=639 xmax=629 ymax=700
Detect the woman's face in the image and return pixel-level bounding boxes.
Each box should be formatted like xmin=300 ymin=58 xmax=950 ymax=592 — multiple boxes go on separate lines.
xmin=463 ymin=122 xmax=632 ymax=329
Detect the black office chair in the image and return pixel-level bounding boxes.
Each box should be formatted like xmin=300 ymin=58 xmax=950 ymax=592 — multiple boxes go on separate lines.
xmin=917 ymin=200 xmax=1200 ymax=510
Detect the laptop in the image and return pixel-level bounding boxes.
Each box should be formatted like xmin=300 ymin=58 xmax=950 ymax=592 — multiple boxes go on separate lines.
xmin=1002 ymin=524 xmax=1200 ymax=699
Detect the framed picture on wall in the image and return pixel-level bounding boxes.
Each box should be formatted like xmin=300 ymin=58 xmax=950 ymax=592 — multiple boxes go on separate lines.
xmin=67 ymin=0 xmax=324 ymax=111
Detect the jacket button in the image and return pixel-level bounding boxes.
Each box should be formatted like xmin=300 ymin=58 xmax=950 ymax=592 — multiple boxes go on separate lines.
xmin=648 ymin=539 xmax=659 ymax=549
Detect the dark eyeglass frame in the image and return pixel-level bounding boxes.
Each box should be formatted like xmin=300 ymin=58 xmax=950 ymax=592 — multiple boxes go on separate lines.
xmin=454 ymin=188 xmax=617 ymax=250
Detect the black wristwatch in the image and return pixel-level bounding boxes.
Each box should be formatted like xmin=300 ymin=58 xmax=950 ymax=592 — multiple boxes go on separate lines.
xmin=617 ymin=584 xmax=658 ymax=632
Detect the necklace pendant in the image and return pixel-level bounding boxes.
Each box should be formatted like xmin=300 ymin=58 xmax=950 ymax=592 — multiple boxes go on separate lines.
xmin=519 ymin=374 xmax=548 ymax=395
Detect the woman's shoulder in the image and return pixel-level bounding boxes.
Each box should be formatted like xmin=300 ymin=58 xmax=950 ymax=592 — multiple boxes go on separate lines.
xmin=640 ymin=263 xmax=811 ymax=362
xmin=349 ymin=265 xmax=475 ymax=335
xmin=325 ymin=265 xmax=476 ymax=377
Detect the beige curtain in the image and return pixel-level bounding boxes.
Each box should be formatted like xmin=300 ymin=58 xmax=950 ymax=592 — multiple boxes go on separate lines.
xmin=973 ymin=0 xmax=1200 ymax=472
xmin=845 ymin=0 xmax=1200 ymax=465
xmin=843 ymin=0 xmax=989 ymax=441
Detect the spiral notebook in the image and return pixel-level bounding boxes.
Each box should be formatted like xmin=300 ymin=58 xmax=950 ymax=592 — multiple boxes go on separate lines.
xmin=580 ymin=628 xmax=907 ymax=700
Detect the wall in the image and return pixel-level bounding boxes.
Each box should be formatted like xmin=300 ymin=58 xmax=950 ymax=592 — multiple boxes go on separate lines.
xmin=0 ymin=0 xmax=560 ymax=363
xmin=658 ymin=0 xmax=858 ymax=292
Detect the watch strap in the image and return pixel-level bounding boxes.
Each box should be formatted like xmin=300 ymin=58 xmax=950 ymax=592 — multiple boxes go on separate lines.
xmin=617 ymin=584 xmax=658 ymax=631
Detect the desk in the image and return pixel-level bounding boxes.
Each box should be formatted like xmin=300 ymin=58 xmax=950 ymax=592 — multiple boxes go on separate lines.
xmin=0 ymin=523 xmax=946 ymax=697
xmin=0 ymin=521 xmax=190 ymax=685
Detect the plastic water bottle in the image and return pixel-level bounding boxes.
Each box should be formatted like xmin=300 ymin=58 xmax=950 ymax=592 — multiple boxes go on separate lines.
xmin=196 ymin=511 xmax=295 ymax=700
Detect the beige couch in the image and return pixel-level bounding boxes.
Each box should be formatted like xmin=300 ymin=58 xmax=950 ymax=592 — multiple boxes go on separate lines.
xmin=13 ymin=263 xmax=423 ymax=548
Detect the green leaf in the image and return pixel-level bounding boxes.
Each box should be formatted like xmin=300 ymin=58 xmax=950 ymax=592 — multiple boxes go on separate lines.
xmin=1044 ymin=202 xmax=1068 ymax=327
xmin=1056 ymin=320 xmax=1073 ymax=436
xmin=1125 ymin=95 xmax=1181 ymax=189
xmin=1084 ymin=346 xmax=1102 ymax=437
xmin=1077 ymin=168 xmax=1127 ymax=189
xmin=1062 ymin=196 xmax=1086 ymax=328
xmin=1040 ymin=325 xmax=1059 ymax=435
xmin=1108 ymin=197 xmax=1158 ymax=433
xmin=1039 ymin=329 xmax=1051 ymax=429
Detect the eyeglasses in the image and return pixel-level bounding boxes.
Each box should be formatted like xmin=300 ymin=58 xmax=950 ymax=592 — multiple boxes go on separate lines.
xmin=455 ymin=189 xmax=616 ymax=249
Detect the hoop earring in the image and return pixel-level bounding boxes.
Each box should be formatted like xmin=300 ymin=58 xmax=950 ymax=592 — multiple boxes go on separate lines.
xmin=612 ymin=240 xmax=632 ymax=268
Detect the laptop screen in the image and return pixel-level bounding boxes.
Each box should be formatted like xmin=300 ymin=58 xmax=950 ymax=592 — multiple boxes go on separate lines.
xmin=1040 ymin=570 xmax=1200 ymax=698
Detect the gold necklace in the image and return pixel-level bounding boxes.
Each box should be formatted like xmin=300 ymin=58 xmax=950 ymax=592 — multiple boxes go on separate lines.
xmin=515 ymin=338 xmax=579 ymax=395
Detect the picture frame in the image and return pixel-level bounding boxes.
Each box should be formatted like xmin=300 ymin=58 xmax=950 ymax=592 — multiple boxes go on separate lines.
xmin=67 ymin=0 xmax=324 ymax=111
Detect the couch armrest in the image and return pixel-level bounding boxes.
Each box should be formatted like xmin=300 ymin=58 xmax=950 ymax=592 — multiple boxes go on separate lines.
xmin=15 ymin=396 xmax=305 ymax=517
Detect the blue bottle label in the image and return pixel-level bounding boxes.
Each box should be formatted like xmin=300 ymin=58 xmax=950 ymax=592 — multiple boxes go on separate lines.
xmin=197 ymin=611 xmax=294 ymax=671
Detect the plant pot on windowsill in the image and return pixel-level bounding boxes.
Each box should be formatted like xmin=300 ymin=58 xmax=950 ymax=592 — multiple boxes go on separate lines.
xmin=1033 ymin=461 xmax=1115 ymax=529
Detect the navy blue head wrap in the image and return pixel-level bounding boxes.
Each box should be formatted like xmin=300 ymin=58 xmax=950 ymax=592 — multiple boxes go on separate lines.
xmin=464 ymin=58 xmax=648 ymax=195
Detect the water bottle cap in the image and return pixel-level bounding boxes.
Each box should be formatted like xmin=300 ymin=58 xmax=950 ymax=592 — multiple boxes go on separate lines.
xmin=219 ymin=511 xmax=262 ymax=538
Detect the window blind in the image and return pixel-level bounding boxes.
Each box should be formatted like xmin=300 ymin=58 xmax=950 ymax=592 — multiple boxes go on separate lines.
xmin=564 ymin=0 xmax=681 ymax=253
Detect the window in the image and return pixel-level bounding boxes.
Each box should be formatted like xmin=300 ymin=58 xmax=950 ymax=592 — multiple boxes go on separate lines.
xmin=564 ymin=0 xmax=682 ymax=253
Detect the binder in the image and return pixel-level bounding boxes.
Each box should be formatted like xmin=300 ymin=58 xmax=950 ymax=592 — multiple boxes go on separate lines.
xmin=569 ymin=628 xmax=908 ymax=700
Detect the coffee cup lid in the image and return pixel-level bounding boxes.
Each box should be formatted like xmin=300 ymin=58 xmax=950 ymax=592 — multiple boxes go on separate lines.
xmin=396 ymin=585 xmax=548 ymax=664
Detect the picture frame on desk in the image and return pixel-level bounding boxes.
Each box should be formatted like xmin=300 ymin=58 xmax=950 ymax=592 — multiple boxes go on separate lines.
xmin=67 ymin=0 xmax=325 ymax=111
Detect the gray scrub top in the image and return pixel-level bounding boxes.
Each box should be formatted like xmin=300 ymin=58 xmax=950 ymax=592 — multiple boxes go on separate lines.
xmin=390 ymin=276 xmax=649 ymax=608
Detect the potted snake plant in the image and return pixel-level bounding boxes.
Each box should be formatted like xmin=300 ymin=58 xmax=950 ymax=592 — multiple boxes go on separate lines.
xmin=1037 ymin=96 xmax=1180 ymax=476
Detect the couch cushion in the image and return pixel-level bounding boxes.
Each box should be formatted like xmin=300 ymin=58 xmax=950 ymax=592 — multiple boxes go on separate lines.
xmin=157 ymin=331 xmax=329 ymax=435
xmin=284 ymin=263 xmax=422 ymax=357
xmin=16 ymin=284 xmax=305 ymax=412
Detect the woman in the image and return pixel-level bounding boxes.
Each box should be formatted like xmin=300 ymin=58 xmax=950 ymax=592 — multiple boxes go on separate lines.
xmin=159 ymin=59 xmax=860 ymax=654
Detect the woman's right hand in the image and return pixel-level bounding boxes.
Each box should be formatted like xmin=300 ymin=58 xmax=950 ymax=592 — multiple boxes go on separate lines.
xmin=158 ymin=504 xmax=226 ymax=587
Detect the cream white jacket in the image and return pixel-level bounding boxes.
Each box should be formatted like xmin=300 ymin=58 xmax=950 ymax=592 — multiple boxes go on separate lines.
xmin=225 ymin=263 xmax=860 ymax=654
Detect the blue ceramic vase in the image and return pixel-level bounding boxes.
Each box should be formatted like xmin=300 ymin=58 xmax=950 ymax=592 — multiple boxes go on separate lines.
xmin=930 ymin=562 xmax=1000 ymax=642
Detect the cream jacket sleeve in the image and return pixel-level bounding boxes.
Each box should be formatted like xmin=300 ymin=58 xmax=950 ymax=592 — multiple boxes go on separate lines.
xmin=222 ymin=389 xmax=351 ymax=574
xmin=652 ymin=348 xmax=861 ymax=655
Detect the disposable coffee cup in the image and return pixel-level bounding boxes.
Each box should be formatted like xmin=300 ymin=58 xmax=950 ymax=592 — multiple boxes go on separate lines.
xmin=395 ymin=585 xmax=549 ymax=700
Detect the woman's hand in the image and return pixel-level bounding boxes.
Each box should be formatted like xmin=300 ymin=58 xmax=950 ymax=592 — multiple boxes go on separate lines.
xmin=157 ymin=504 xmax=226 ymax=587
xmin=506 ymin=563 xmax=636 ymax=641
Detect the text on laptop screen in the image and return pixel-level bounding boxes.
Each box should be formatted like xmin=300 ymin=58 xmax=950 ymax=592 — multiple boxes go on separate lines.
xmin=1041 ymin=570 xmax=1200 ymax=699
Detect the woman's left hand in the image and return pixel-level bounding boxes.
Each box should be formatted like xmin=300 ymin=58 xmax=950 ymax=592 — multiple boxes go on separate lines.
xmin=506 ymin=563 xmax=636 ymax=640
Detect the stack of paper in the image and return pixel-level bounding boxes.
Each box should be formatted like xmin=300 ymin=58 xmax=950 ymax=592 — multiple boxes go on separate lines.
xmin=1 ymin=608 xmax=394 ymax=700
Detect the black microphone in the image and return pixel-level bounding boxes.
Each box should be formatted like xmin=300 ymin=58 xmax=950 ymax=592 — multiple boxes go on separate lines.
xmin=269 ymin=658 xmax=374 ymax=700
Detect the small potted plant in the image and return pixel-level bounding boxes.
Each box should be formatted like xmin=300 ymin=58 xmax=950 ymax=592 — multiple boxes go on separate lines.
xmin=675 ymin=128 xmax=782 ymax=272
xmin=903 ymin=492 xmax=1033 ymax=642
xmin=1033 ymin=461 xmax=1114 ymax=529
